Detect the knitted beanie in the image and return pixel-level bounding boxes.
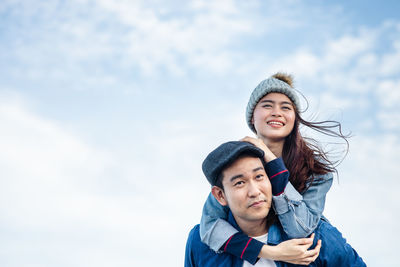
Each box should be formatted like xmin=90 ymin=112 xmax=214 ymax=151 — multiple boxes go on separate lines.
xmin=246 ymin=76 xmax=300 ymax=133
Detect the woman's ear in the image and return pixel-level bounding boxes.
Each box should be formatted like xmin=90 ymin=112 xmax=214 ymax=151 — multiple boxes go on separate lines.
xmin=211 ymin=186 xmax=228 ymax=206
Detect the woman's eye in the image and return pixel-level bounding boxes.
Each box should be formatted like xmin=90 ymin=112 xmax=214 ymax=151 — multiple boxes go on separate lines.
xmin=282 ymin=106 xmax=291 ymax=110
xmin=262 ymin=104 xmax=272 ymax=108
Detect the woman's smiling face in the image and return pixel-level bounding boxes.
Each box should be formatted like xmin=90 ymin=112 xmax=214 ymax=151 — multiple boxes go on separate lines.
xmin=252 ymin=92 xmax=296 ymax=143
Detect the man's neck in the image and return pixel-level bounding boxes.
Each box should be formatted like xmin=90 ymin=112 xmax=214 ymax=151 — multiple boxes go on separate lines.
xmin=235 ymin=217 xmax=269 ymax=237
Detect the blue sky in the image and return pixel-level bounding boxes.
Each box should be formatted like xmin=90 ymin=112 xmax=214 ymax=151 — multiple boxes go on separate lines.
xmin=1 ymin=0 xmax=399 ymax=266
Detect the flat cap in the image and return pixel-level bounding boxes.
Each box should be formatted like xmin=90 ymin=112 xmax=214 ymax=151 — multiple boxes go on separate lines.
xmin=202 ymin=141 xmax=264 ymax=186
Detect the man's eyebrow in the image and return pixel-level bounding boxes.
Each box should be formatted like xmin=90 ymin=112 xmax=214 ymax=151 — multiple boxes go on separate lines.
xmin=229 ymin=167 xmax=264 ymax=182
xmin=230 ymin=174 xmax=243 ymax=183
xmin=253 ymin=166 xmax=264 ymax=172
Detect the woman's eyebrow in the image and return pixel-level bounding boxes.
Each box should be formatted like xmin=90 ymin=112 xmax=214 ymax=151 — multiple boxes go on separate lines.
xmin=281 ymin=101 xmax=293 ymax=106
xmin=260 ymin=99 xmax=274 ymax=104
xmin=260 ymin=99 xmax=292 ymax=106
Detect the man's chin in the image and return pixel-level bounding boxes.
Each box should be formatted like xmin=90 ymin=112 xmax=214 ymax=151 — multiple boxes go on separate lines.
xmin=247 ymin=209 xmax=270 ymax=220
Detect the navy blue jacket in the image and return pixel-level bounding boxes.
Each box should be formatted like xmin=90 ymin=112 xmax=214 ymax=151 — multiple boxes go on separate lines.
xmin=185 ymin=212 xmax=366 ymax=267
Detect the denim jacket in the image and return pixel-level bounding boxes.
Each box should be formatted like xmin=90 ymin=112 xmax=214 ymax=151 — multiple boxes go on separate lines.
xmin=200 ymin=157 xmax=333 ymax=263
xmin=186 ymin=212 xmax=365 ymax=267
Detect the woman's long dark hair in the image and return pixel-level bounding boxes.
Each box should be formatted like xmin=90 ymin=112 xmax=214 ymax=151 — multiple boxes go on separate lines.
xmin=282 ymin=114 xmax=349 ymax=192
xmin=273 ymin=73 xmax=350 ymax=193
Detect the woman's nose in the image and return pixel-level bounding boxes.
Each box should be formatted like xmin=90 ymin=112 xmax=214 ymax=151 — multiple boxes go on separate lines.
xmin=271 ymin=106 xmax=282 ymax=117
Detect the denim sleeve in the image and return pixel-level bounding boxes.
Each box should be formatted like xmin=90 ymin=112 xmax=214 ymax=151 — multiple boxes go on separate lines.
xmin=199 ymin=192 xmax=238 ymax=251
xmin=272 ymin=172 xmax=333 ymax=238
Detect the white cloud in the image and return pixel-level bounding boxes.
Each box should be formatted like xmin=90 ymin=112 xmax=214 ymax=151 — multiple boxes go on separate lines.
xmin=376 ymin=79 xmax=400 ymax=108
xmin=380 ymin=40 xmax=400 ymax=76
xmin=266 ymin=27 xmax=382 ymax=90
xmin=324 ymin=31 xmax=376 ymax=66
xmin=266 ymin=50 xmax=321 ymax=78
xmin=56 ymin=0 xmax=257 ymax=76
xmin=0 ymin=96 xmax=112 ymax=220
xmin=275 ymin=20 xmax=399 ymax=87
xmin=376 ymin=111 xmax=400 ymax=130
xmin=0 ymin=98 xmax=146 ymax=266
xmin=2 ymin=0 xmax=340 ymax=82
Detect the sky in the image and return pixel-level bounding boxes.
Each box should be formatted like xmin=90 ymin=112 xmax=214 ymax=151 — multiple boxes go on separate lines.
xmin=0 ymin=0 xmax=399 ymax=266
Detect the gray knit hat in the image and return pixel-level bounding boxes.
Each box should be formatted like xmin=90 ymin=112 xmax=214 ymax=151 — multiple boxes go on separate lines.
xmin=246 ymin=77 xmax=300 ymax=133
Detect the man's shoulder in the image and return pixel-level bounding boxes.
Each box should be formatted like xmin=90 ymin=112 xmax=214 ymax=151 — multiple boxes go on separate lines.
xmin=186 ymin=224 xmax=203 ymax=246
xmin=185 ymin=224 xmax=238 ymax=267
xmin=185 ymin=225 xmax=202 ymax=267
xmin=186 ymin=224 xmax=219 ymax=254
xmin=185 ymin=225 xmax=213 ymax=262
xmin=314 ymin=220 xmax=366 ymax=266
xmin=315 ymin=220 xmax=350 ymax=247
xmin=316 ymin=220 xmax=345 ymax=239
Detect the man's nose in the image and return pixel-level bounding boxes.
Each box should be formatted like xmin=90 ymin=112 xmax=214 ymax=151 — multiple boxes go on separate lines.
xmin=247 ymin=181 xmax=261 ymax=197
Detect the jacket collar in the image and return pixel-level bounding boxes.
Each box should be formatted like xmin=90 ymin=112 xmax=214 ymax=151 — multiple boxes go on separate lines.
xmin=227 ymin=210 xmax=284 ymax=245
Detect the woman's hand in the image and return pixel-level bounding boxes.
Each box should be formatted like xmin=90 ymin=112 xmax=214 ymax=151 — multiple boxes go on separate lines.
xmin=259 ymin=233 xmax=322 ymax=265
xmin=240 ymin=136 xmax=277 ymax=162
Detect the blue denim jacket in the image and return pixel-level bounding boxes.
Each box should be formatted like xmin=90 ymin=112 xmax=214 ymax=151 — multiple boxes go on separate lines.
xmin=186 ymin=212 xmax=366 ymax=267
xmin=200 ymin=157 xmax=333 ymax=252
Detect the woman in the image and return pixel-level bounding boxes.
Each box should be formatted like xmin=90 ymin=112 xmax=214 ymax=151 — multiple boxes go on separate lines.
xmin=200 ymin=73 xmax=348 ymax=265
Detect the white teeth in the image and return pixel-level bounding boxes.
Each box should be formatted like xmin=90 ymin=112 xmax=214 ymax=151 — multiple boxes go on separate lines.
xmin=268 ymin=121 xmax=283 ymax=126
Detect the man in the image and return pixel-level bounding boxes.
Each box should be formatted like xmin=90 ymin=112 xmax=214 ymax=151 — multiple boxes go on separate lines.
xmin=185 ymin=141 xmax=365 ymax=266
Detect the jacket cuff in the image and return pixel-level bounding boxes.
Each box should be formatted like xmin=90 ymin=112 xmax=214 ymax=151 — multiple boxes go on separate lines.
xmin=201 ymin=218 xmax=238 ymax=252
xmin=272 ymin=182 xmax=303 ymax=214
xmin=265 ymin=158 xmax=289 ymax=196
xmin=222 ymin=232 xmax=263 ymax=265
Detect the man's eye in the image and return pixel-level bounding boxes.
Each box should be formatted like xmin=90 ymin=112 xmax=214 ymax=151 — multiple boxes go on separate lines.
xmin=234 ymin=181 xmax=244 ymax=186
xmin=256 ymin=174 xmax=264 ymax=180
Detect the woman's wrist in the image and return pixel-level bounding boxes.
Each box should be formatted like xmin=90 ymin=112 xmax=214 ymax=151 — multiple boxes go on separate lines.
xmin=263 ymin=151 xmax=277 ymax=163
xmin=259 ymin=244 xmax=278 ymax=260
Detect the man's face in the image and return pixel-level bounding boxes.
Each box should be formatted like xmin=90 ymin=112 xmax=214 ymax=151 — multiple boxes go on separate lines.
xmin=212 ymin=156 xmax=272 ymax=226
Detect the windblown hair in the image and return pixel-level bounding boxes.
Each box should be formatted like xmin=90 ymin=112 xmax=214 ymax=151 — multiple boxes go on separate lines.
xmin=272 ymin=73 xmax=349 ymax=192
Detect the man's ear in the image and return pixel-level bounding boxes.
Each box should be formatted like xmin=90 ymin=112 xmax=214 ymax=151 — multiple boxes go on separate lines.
xmin=211 ymin=186 xmax=228 ymax=206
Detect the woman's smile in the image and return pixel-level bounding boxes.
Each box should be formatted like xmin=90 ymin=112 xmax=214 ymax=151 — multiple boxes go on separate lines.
xmin=267 ymin=119 xmax=285 ymax=128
